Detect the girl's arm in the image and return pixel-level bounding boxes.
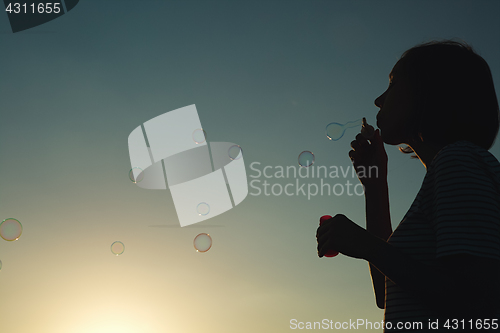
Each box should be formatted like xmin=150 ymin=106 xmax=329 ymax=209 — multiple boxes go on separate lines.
xmin=349 ymin=128 xmax=391 ymax=309
xmin=317 ymin=213 xmax=499 ymax=317
xmin=366 ymin=236 xmax=500 ymax=317
xmin=365 ymin=182 xmax=392 ymax=309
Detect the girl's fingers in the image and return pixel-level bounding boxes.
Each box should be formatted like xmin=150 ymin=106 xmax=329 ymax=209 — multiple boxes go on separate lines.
xmin=355 ymin=133 xmax=370 ymax=147
xmin=317 ymin=238 xmax=339 ymax=257
xmin=350 ymin=140 xmax=360 ymax=151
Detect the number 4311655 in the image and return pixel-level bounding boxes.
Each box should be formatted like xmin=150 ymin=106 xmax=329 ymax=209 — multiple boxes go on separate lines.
xmin=6 ymin=2 xmax=61 ymax=14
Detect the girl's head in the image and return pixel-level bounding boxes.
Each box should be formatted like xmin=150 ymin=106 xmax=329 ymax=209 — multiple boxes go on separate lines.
xmin=375 ymin=40 xmax=499 ymax=152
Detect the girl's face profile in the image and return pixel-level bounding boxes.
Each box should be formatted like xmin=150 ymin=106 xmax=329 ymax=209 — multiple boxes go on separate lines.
xmin=375 ymin=59 xmax=419 ymax=146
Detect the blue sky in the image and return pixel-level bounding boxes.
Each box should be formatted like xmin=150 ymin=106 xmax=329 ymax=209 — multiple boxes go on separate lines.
xmin=0 ymin=1 xmax=499 ymax=332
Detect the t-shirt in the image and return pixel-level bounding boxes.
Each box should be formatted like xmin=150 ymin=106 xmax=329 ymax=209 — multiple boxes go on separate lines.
xmin=383 ymin=140 xmax=500 ymax=332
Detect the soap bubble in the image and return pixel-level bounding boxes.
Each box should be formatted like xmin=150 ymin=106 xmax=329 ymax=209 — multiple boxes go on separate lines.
xmin=111 ymin=241 xmax=125 ymax=256
xmin=129 ymin=167 xmax=144 ymax=183
xmin=192 ymin=129 xmax=207 ymax=144
xmin=298 ymin=151 xmax=315 ymax=167
xmin=0 ymin=218 xmax=23 ymax=241
xmin=197 ymin=202 xmax=210 ymax=216
xmin=228 ymin=145 xmax=242 ymax=160
xmin=194 ymin=233 xmax=212 ymax=252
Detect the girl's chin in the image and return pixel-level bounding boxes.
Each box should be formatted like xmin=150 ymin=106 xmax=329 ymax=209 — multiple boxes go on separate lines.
xmin=379 ymin=132 xmax=402 ymax=146
xmin=378 ymin=128 xmax=409 ymax=145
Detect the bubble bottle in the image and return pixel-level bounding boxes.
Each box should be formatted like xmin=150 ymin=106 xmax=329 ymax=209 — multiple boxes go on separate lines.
xmin=319 ymin=215 xmax=339 ymax=257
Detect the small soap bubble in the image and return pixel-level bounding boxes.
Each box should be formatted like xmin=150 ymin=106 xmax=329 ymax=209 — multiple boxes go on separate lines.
xmin=194 ymin=233 xmax=212 ymax=253
xmin=0 ymin=218 xmax=23 ymax=241
xmin=111 ymin=241 xmax=125 ymax=256
xmin=298 ymin=151 xmax=315 ymax=167
xmin=192 ymin=129 xmax=207 ymax=144
xmin=228 ymin=145 xmax=242 ymax=160
xmin=129 ymin=167 xmax=144 ymax=183
xmin=197 ymin=202 xmax=210 ymax=216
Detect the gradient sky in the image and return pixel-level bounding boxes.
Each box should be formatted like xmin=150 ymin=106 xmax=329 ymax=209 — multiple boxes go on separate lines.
xmin=1 ymin=1 xmax=499 ymax=332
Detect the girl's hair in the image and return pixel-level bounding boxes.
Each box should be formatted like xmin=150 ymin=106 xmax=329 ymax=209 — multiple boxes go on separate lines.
xmin=397 ymin=39 xmax=499 ymax=157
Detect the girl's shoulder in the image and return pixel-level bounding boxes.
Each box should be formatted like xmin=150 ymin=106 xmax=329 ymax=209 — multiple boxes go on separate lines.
xmin=430 ymin=140 xmax=499 ymax=169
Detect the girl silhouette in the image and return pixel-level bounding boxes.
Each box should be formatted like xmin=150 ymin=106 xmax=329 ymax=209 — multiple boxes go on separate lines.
xmin=317 ymin=40 xmax=500 ymax=332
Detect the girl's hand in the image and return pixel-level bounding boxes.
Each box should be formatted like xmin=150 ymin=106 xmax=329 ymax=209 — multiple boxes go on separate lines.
xmin=316 ymin=214 xmax=376 ymax=260
xmin=348 ymin=129 xmax=388 ymax=187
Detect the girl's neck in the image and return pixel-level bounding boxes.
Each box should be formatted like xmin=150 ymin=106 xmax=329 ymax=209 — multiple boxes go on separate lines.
xmin=406 ymin=140 xmax=446 ymax=170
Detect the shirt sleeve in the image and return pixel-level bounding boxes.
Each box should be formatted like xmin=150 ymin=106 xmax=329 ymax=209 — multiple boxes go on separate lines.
xmin=429 ymin=144 xmax=500 ymax=261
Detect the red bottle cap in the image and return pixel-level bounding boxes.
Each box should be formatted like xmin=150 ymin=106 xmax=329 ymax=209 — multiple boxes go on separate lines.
xmin=320 ymin=215 xmax=332 ymax=225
